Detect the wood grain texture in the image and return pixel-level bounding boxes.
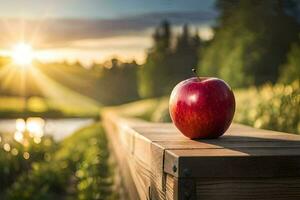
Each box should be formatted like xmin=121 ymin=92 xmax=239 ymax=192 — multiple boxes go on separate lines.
xmin=195 ymin=177 xmax=300 ymax=200
xmin=102 ymin=110 xmax=300 ymax=200
xmin=165 ymin=151 xmax=300 ymax=178
xmin=103 ymin=115 xmax=140 ymax=200
xmin=103 ymin=111 xmax=167 ymax=200
xmin=166 ymin=174 xmax=175 ymax=200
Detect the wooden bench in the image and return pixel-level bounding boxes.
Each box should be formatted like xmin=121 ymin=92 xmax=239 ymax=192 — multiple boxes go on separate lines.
xmin=102 ymin=110 xmax=300 ymax=200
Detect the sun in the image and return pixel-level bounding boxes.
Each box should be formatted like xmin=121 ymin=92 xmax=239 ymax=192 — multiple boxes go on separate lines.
xmin=11 ymin=42 xmax=34 ymax=66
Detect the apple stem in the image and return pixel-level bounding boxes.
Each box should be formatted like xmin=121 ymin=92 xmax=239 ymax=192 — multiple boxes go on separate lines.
xmin=192 ymin=68 xmax=200 ymax=80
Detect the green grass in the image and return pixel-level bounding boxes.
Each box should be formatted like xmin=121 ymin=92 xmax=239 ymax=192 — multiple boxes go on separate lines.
xmin=0 ymin=132 xmax=57 ymax=194
xmin=0 ymin=62 xmax=101 ymax=118
xmin=102 ymin=97 xmax=168 ymax=121
xmin=0 ymin=96 xmax=100 ymax=118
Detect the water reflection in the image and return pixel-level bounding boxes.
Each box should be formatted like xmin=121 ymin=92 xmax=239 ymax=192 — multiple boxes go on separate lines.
xmin=1 ymin=117 xmax=93 ymax=161
xmin=14 ymin=117 xmax=45 ymax=144
xmin=16 ymin=119 xmax=26 ymax=132
xmin=27 ymin=118 xmax=45 ymax=138
xmin=14 ymin=131 xmax=23 ymax=143
xmin=0 ymin=118 xmax=93 ymax=141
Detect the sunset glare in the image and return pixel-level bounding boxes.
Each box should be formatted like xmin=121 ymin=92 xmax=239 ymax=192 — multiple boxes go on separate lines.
xmin=11 ymin=43 xmax=34 ymax=66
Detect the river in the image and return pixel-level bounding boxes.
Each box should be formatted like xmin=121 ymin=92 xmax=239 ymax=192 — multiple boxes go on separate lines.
xmin=0 ymin=118 xmax=95 ymax=141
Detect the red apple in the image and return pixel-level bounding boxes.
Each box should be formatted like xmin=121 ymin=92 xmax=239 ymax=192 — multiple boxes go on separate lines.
xmin=169 ymin=77 xmax=235 ymax=139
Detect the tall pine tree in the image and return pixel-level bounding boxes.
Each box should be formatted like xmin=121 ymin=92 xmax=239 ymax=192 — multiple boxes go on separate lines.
xmin=139 ymin=22 xmax=201 ymax=98
xmin=171 ymin=24 xmax=201 ymax=85
xmin=138 ymin=20 xmax=173 ymax=98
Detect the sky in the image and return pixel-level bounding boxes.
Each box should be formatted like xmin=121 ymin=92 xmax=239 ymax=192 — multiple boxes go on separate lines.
xmin=0 ymin=0 xmax=217 ymax=65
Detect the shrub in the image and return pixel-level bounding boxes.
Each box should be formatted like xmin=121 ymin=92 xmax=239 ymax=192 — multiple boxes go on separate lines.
xmin=76 ymin=128 xmax=117 ymax=200
xmin=0 ymin=134 xmax=56 ymax=192
xmin=279 ymin=39 xmax=300 ymax=84
xmin=5 ymin=123 xmax=118 ymax=200
xmin=234 ymin=80 xmax=300 ymax=134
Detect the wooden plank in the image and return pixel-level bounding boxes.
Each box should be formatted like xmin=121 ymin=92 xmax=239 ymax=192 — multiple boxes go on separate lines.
xmin=127 ymin=155 xmax=151 ymax=199
xmin=134 ymin=123 xmax=300 ymax=140
xmin=132 ymin=128 xmax=168 ymax=199
xmin=134 ymin=128 xmax=186 ymax=141
xmin=103 ymin=119 xmax=140 ymax=200
xmin=164 ymin=148 xmax=300 ymax=178
xmin=195 ymin=177 xmax=300 ymax=200
xmin=156 ymin=140 xmax=300 ymax=149
xmin=103 ymin=112 xmax=135 ymax=154
xmin=167 ymin=148 xmax=300 ymax=157
xmin=165 ymin=174 xmax=175 ymax=200
xmin=133 ymin=120 xmax=300 ymax=180
xmin=103 ymin=112 xmax=154 ymax=200
xmin=165 ymin=175 xmax=300 ymax=200
xmin=133 ymin=130 xmax=152 ymax=167
xmin=229 ymin=123 xmax=300 ymax=138
xmin=149 ymin=142 xmax=167 ymax=199
xmin=132 ymin=120 xmax=300 ymax=180
xmin=132 ymin=123 xmax=300 ymax=151
xmin=103 ymin=111 xmax=167 ymax=200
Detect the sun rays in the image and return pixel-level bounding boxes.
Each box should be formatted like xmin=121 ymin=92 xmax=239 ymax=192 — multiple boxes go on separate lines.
xmin=0 ymin=62 xmax=98 ymax=107
xmin=0 ymin=44 xmax=100 ymax=114
xmin=0 ymin=13 xmax=101 ymax=113
xmin=11 ymin=42 xmax=34 ymax=66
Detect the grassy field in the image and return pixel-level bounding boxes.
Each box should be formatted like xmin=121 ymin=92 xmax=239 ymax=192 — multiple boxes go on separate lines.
xmin=0 ymin=96 xmax=100 ymax=118
xmin=0 ymin=62 xmax=101 ymax=118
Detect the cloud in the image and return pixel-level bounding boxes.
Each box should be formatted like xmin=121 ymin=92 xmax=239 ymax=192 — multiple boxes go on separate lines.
xmin=0 ymin=10 xmax=217 ymax=48
xmin=0 ymin=10 xmax=217 ymax=64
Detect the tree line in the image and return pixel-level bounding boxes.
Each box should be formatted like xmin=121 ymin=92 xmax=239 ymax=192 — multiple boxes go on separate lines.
xmin=139 ymin=0 xmax=300 ymax=98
